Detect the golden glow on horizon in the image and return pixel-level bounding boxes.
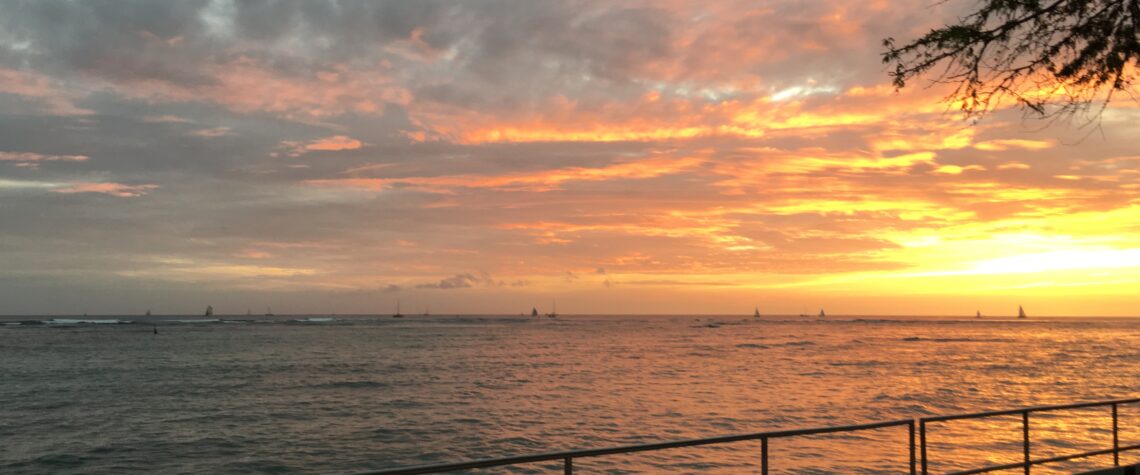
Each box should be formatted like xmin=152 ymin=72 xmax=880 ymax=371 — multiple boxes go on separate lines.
xmin=4 ymin=1 xmax=1140 ymax=315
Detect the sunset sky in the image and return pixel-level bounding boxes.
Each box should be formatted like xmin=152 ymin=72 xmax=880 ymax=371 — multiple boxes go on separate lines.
xmin=2 ymin=0 xmax=1139 ymax=316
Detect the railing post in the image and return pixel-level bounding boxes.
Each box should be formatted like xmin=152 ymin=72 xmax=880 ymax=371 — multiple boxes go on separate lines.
xmin=920 ymin=419 xmax=928 ymax=475
xmin=1022 ymin=410 xmax=1031 ymax=475
xmin=564 ymin=456 xmax=572 ymax=474
xmin=909 ymin=419 xmax=917 ymax=475
xmin=761 ymin=436 xmax=768 ymax=475
xmin=1113 ymin=403 xmax=1120 ymax=466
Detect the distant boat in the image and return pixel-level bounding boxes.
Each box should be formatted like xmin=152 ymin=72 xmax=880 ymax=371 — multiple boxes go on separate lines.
xmin=393 ymin=300 xmax=404 ymax=318
xmin=205 ymin=305 xmax=214 ymax=317
xmin=546 ymin=300 xmax=558 ymax=318
xmin=818 ymin=308 xmax=826 ymax=319
xmin=753 ymin=307 xmax=761 ymax=318
xmin=423 ymin=306 xmax=430 ymax=317
xmin=1018 ymin=305 xmax=1027 ymax=319
xmin=976 ymin=310 xmax=982 ymax=318
xmin=531 ymin=307 xmax=539 ymax=317
xmin=145 ymin=309 xmax=151 ymax=316
xmin=247 ymin=309 xmax=252 ymax=316
xmin=264 ymin=307 xmax=274 ymax=317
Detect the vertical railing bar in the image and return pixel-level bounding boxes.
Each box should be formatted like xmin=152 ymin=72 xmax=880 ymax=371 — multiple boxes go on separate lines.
xmin=761 ymin=436 xmax=768 ymax=475
xmin=920 ymin=419 xmax=928 ymax=475
xmin=909 ymin=419 xmax=917 ymax=475
xmin=1022 ymin=410 xmax=1030 ymax=475
xmin=1113 ymin=403 xmax=1120 ymax=467
xmin=363 ymin=399 xmax=1140 ymax=475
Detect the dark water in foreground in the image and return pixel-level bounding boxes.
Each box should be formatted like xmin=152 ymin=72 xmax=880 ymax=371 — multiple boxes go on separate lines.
xmin=1 ymin=315 xmax=1138 ymax=474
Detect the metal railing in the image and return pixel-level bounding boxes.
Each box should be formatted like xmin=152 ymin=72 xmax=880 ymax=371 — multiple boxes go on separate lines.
xmin=359 ymin=397 xmax=1138 ymax=475
xmin=921 ymin=397 xmax=1140 ymax=475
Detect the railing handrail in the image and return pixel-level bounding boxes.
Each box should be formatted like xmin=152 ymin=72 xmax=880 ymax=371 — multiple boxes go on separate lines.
xmin=357 ymin=397 xmax=1137 ymax=475
xmin=922 ymin=397 xmax=1140 ymax=423
xmin=358 ymin=418 xmax=914 ymax=475
xmin=921 ymin=398 xmax=1140 ymax=475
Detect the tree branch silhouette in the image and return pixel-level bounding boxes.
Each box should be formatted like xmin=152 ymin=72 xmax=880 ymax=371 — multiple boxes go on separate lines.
xmin=884 ymin=0 xmax=1140 ymax=121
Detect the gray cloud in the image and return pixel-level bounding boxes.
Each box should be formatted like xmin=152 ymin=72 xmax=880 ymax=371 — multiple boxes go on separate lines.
xmin=0 ymin=0 xmax=1137 ymax=316
xmin=416 ymin=272 xmax=497 ymax=290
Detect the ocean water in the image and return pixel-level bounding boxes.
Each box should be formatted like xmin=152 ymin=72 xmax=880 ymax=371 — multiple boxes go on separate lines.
xmin=1 ymin=315 xmax=1137 ymax=474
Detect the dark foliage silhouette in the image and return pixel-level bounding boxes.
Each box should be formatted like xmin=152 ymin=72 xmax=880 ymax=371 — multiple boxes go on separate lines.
xmin=884 ymin=0 xmax=1140 ymax=120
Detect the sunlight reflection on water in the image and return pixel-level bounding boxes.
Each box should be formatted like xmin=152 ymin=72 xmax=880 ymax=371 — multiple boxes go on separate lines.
xmin=1 ymin=315 xmax=1137 ymax=473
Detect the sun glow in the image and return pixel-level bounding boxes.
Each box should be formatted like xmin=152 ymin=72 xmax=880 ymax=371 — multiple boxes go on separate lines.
xmin=3 ymin=1 xmax=1140 ymax=316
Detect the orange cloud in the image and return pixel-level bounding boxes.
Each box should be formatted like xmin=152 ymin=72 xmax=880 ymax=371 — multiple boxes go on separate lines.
xmin=52 ymin=182 xmax=158 ymax=197
xmin=187 ymin=127 xmax=234 ymax=138
xmin=274 ymin=135 xmax=365 ymax=157
xmin=426 ymin=76 xmax=969 ymax=147
xmin=974 ymin=139 xmax=1056 ymax=151
xmin=237 ymin=249 xmax=273 ymax=259
xmin=0 ymin=151 xmax=88 ymax=164
xmin=934 ymin=164 xmax=986 ymax=175
xmin=997 ymin=161 xmax=1032 ymax=170
xmin=307 ymin=155 xmax=704 ymax=192
xmin=0 ymin=68 xmax=93 ymax=116
xmin=304 ymin=135 xmax=363 ymax=151
xmin=142 ymin=115 xmax=193 ymax=123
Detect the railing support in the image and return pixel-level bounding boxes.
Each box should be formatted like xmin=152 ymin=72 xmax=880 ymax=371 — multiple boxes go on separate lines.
xmin=761 ymin=436 xmax=768 ymax=475
xmin=920 ymin=419 xmax=928 ymax=475
xmin=1113 ymin=403 xmax=1120 ymax=466
xmin=1022 ymin=410 xmax=1030 ymax=475
xmin=909 ymin=419 xmax=917 ymax=475
xmin=360 ymin=398 xmax=1140 ymax=475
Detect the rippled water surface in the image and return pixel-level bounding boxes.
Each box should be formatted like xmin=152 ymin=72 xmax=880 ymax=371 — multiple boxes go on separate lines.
xmin=1 ymin=315 xmax=1138 ymax=474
